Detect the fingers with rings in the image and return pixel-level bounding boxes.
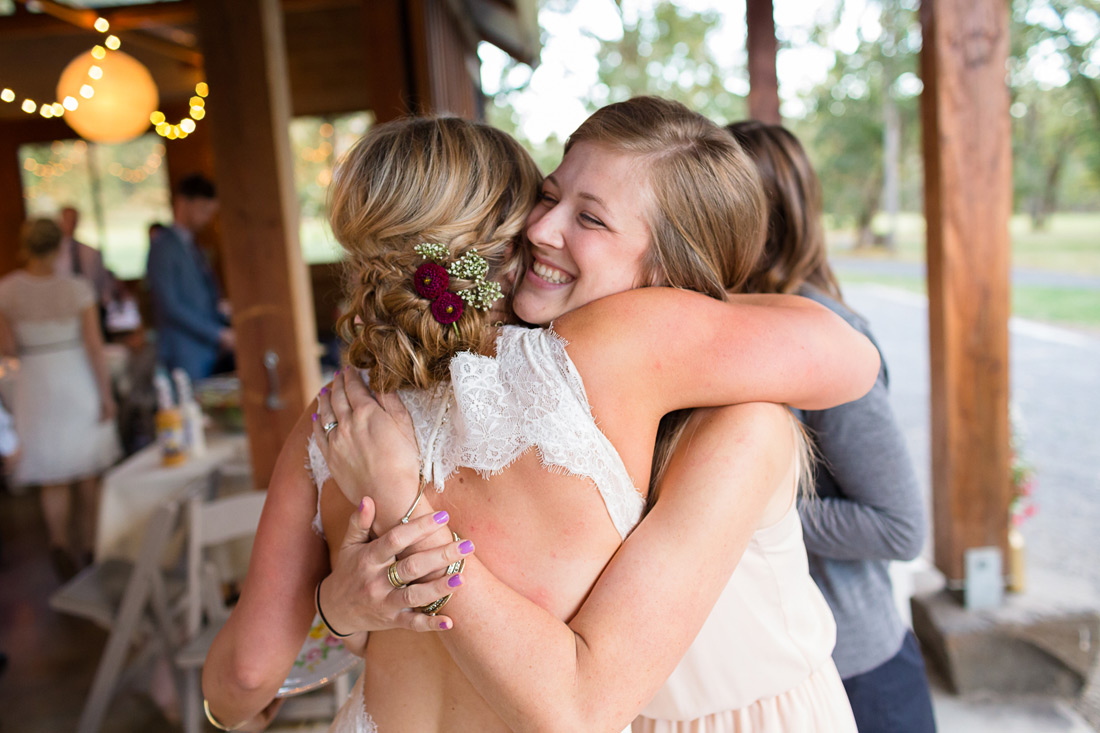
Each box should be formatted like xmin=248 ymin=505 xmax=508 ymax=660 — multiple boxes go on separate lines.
xmin=312 ymin=378 xmax=339 ymax=441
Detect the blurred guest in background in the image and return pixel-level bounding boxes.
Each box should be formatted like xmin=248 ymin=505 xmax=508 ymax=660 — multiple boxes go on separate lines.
xmin=0 ymin=218 xmax=120 ymax=579
xmin=728 ymin=120 xmax=935 ymax=733
xmin=145 ymin=174 xmax=234 ymax=381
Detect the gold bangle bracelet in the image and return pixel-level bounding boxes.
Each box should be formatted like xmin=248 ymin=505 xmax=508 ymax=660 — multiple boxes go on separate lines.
xmin=203 ymin=699 xmax=241 ymax=731
xmin=399 ymin=477 xmax=427 ymax=524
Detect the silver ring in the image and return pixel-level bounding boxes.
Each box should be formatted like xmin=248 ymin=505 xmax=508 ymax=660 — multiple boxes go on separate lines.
xmin=322 ymin=420 xmax=339 ymax=436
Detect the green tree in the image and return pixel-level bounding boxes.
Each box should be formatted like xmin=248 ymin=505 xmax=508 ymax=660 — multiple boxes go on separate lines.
xmin=796 ymin=0 xmax=922 ymax=248
xmin=586 ymin=1 xmax=746 ymax=123
xmin=1010 ymin=0 xmax=1100 ymax=226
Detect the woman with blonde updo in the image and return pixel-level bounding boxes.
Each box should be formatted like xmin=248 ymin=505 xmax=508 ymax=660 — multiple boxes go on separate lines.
xmin=202 ymin=107 xmax=874 ymax=732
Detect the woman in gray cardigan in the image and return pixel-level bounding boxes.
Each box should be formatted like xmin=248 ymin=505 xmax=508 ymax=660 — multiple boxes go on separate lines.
xmin=728 ymin=120 xmax=936 ymax=732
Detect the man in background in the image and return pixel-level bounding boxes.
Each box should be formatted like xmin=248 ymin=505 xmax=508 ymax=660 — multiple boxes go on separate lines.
xmin=145 ymin=174 xmax=235 ymax=381
xmin=56 ymin=206 xmax=120 ymax=323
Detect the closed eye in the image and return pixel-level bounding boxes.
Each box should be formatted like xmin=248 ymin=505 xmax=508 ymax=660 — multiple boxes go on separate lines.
xmin=580 ymin=213 xmax=605 ymax=227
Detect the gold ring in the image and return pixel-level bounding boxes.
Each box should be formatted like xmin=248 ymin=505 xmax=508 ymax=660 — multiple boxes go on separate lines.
xmin=387 ymin=561 xmax=406 ymax=589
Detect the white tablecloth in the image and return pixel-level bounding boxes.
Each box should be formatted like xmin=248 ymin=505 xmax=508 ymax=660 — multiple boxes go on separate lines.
xmin=95 ymin=431 xmax=251 ymax=561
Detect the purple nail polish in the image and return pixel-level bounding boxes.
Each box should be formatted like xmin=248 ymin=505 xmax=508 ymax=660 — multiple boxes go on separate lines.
xmin=459 ymin=540 xmax=474 ymax=555
xmin=448 ymin=574 xmax=463 ymax=588
xmin=358 ymin=499 xmax=365 ymax=513
xmin=433 ymin=510 xmax=449 ymax=524
xmin=438 ymin=620 xmax=451 ymax=630
xmin=320 ymin=387 xmax=329 ymax=395
xmin=312 ymin=413 xmax=318 ymax=421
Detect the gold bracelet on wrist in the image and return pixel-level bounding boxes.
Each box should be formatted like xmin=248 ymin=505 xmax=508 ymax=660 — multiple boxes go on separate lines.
xmin=418 ymin=531 xmax=465 ymax=616
xmin=204 ymin=699 xmax=242 ymax=731
xmin=399 ymin=477 xmax=427 ymax=524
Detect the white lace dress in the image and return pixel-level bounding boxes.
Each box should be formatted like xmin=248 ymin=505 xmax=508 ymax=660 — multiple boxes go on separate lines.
xmin=0 ymin=272 xmax=120 ymax=486
xmin=308 ymin=325 xmax=646 ymax=732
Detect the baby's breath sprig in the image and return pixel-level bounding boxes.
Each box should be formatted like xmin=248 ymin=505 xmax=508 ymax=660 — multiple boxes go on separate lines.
xmin=447 ymin=250 xmax=490 ymax=281
xmin=414 ymin=242 xmax=449 ymax=262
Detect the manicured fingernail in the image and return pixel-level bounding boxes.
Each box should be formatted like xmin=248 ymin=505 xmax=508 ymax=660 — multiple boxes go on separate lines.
xmin=438 ymin=619 xmax=451 ymax=630
xmin=459 ymin=540 xmax=474 ymax=554
xmin=448 ymin=574 xmax=463 ymax=588
xmin=312 ymin=413 xmax=318 ymax=421
xmin=320 ymin=387 xmax=329 ymax=395
xmin=433 ymin=511 xmax=449 ymax=524
xmin=358 ymin=499 xmax=365 ymax=513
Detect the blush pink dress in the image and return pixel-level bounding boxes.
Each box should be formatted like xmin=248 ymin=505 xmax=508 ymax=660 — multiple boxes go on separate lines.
xmin=632 ymin=500 xmax=857 ymax=733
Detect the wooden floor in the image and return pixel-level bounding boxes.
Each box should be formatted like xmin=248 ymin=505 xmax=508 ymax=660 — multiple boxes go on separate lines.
xmin=0 ymin=486 xmax=177 ymax=732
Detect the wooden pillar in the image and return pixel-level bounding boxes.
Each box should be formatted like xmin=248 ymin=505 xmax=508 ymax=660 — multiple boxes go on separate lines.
xmin=362 ymin=0 xmax=415 ymax=122
xmin=193 ymin=0 xmax=320 ymax=487
xmin=0 ymin=131 xmax=27 ymax=277
xmin=361 ymin=0 xmax=480 ymax=122
xmin=920 ymin=0 xmax=1013 ymax=582
xmin=746 ymin=0 xmax=781 ymax=124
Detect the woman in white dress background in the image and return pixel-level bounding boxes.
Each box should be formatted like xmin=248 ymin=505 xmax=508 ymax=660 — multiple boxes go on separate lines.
xmin=0 ymin=218 xmax=119 ymax=579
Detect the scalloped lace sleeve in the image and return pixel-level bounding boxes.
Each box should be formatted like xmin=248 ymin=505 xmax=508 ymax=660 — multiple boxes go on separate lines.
xmin=402 ymin=326 xmax=645 ymax=539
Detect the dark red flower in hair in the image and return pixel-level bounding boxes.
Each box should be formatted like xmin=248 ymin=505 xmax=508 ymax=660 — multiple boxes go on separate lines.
xmin=430 ymin=292 xmax=464 ymax=325
xmin=414 ymin=262 xmax=449 ymax=299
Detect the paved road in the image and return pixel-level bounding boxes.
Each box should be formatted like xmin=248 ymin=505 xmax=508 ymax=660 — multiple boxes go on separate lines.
xmin=842 ymin=282 xmax=1100 ymax=596
xmin=842 ymin=281 xmax=1100 ymax=731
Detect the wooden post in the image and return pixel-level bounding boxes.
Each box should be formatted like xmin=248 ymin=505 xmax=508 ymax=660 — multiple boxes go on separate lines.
xmin=362 ymin=0 xmax=416 ymax=121
xmin=361 ymin=0 xmax=480 ymax=122
xmin=192 ymin=0 xmax=320 ymax=487
xmin=920 ymin=0 xmax=1013 ymax=583
xmin=746 ymin=0 xmax=781 ymax=124
xmin=0 ymin=132 xmax=27 ymax=277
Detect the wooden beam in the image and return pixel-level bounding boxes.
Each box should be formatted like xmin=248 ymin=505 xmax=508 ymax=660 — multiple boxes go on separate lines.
xmin=746 ymin=0 xmax=781 ymax=124
xmin=362 ymin=0 xmax=416 ymax=121
xmin=0 ymin=0 xmax=359 ymax=38
xmin=920 ymin=0 xmax=1013 ymax=583
xmin=12 ymin=0 xmax=202 ymax=66
xmin=0 ymin=134 xmax=27 ymax=277
xmin=192 ymin=0 xmax=321 ymax=487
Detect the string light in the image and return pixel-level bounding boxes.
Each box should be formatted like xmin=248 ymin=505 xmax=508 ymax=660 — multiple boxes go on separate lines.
xmin=0 ymin=12 xmax=210 ymax=142
xmin=0 ymin=16 xmax=117 ymax=118
xmin=150 ymin=81 xmax=210 ymax=140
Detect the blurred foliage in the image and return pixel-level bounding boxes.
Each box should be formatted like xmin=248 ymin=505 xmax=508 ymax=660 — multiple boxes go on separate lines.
xmin=586 ymin=2 xmax=746 ymax=122
xmin=487 ymin=0 xmax=1100 ymax=240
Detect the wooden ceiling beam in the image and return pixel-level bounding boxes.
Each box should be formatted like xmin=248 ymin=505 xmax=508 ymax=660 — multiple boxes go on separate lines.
xmin=0 ymin=0 xmax=358 ymax=39
xmin=12 ymin=0 xmax=202 ymax=66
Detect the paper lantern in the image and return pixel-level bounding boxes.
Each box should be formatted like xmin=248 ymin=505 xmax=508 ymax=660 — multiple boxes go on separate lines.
xmin=57 ymin=49 xmax=158 ymax=144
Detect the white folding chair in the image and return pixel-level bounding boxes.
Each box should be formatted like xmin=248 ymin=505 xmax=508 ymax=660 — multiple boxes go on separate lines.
xmin=49 ymin=501 xmax=184 ymax=733
xmin=175 ymin=489 xmax=267 ymax=733
xmin=174 ymin=488 xmax=360 ymax=732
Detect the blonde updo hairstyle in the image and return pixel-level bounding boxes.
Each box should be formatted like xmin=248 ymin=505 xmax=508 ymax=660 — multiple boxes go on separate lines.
xmin=329 ymin=117 xmax=541 ymax=393
xmin=564 ymin=96 xmax=767 ymax=298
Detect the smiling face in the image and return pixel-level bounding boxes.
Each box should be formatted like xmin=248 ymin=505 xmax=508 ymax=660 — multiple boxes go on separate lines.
xmin=512 ymin=142 xmax=655 ymax=326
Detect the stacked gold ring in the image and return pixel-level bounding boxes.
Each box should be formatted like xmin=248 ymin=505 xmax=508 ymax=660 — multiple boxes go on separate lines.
xmin=387 ymin=561 xmax=406 ymax=589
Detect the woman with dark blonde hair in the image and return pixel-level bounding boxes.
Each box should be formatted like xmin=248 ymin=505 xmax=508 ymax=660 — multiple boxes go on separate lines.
xmin=202 ymin=106 xmax=875 ymax=732
xmin=728 ymin=119 xmax=936 ymax=732
xmin=0 ymin=218 xmax=119 ymax=579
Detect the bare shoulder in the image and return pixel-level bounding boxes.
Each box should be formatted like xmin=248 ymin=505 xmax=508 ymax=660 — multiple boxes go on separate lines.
xmin=688 ymin=403 xmax=796 ymax=465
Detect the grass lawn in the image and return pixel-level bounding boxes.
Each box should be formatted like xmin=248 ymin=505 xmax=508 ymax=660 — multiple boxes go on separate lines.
xmin=828 ymin=211 xmax=1100 ymax=277
xmin=830 ymin=211 xmax=1100 ymax=329
xmin=838 ymin=273 xmax=1100 ymax=329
